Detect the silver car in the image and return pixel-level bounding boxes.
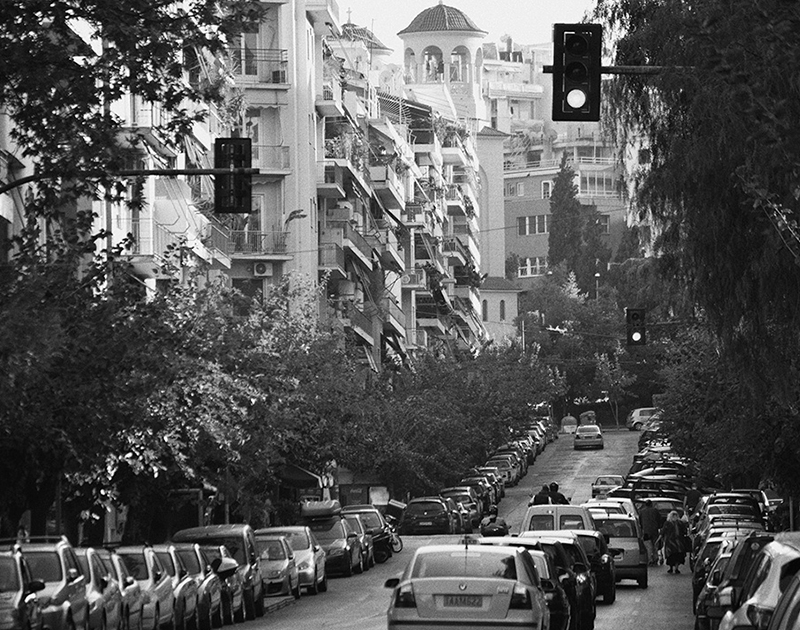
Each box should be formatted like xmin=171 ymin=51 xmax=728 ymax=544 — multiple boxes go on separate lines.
xmin=254 ymin=527 xmax=327 ymax=595
xmin=384 ymin=544 xmax=549 ymax=630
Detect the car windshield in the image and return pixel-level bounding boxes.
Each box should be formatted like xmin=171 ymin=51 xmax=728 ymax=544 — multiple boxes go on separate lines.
xmin=155 ymin=552 xmax=176 ymax=576
xmin=308 ymin=520 xmax=345 ymax=543
xmin=406 ymin=502 xmax=444 ymax=516
xmin=118 ymin=553 xmax=149 ymax=580
xmin=264 ymin=531 xmax=310 ymax=551
xmin=411 ymin=551 xmax=517 ymax=580
xmin=255 ymin=540 xmax=286 ymax=561
xmin=176 ymin=550 xmax=201 ymax=575
xmin=343 ymin=517 xmax=363 ymax=534
xmin=25 ymin=551 xmax=63 ymax=582
xmin=0 ymin=558 xmax=19 ymax=592
xmin=442 ymin=493 xmax=471 ymax=504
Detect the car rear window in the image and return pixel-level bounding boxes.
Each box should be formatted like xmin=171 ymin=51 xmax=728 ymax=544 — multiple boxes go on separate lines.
xmin=0 ymin=557 xmax=19 ymax=592
xmin=560 ymin=515 xmax=586 ymax=529
xmin=256 ymin=540 xmax=286 ymax=561
xmin=265 ymin=530 xmax=310 ymax=550
xmin=308 ymin=520 xmax=345 ymax=543
xmin=528 ymin=515 xmax=555 ymax=531
xmin=25 ymin=551 xmax=63 ymax=582
xmin=595 ymin=519 xmax=636 ymax=537
xmin=577 ymin=426 xmax=600 ymax=435
xmin=411 ymin=551 xmax=517 ymax=580
xmin=407 ymin=501 xmax=445 ymax=515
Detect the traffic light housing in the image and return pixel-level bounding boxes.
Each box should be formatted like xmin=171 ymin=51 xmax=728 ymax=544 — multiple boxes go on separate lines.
xmin=551 ymin=23 xmax=602 ymax=121
xmin=626 ymin=307 xmax=646 ymax=346
xmin=214 ymin=137 xmax=252 ymax=213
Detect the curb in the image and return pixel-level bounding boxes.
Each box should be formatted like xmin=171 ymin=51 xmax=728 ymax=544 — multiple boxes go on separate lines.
xmin=264 ymin=596 xmax=296 ymax=614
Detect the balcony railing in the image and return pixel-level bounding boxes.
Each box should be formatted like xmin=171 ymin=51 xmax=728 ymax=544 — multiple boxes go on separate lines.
xmin=252 ymin=144 xmax=290 ymax=170
xmin=381 ymin=296 xmax=406 ymax=328
xmin=345 ymin=302 xmax=372 ymax=332
xmin=228 ymin=47 xmax=288 ymax=84
xmin=204 ymin=222 xmax=231 ymax=255
xmin=229 ymin=230 xmax=289 ymax=255
xmin=123 ymin=218 xmax=182 ymax=257
xmin=319 ymin=242 xmax=346 ymax=269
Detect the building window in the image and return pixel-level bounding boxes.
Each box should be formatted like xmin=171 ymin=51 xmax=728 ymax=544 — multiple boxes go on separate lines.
xmin=598 ymin=214 xmax=610 ymax=234
xmin=482 ymin=299 xmax=488 ymax=322
xmin=542 ymin=181 xmax=552 ymax=199
xmin=516 ymin=182 xmax=524 ymax=196
xmin=505 ymin=182 xmax=526 ymax=197
xmin=517 ymin=215 xmax=550 ymax=235
xmin=580 ymin=173 xmax=618 ymax=197
xmin=518 ymin=257 xmax=548 ymax=277
xmin=499 ymin=300 xmax=506 ymax=321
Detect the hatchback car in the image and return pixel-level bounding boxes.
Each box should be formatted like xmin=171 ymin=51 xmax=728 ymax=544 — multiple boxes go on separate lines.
xmin=168 ymin=544 xmax=222 ymax=630
xmin=568 ymin=530 xmax=617 ymax=605
xmin=626 ymin=407 xmax=660 ymax=430
xmin=305 ymin=517 xmax=362 ymax=577
xmin=150 ymin=545 xmax=198 ymax=630
xmin=18 ymin=536 xmax=89 ymax=630
xmin=253 ymin=535 xmax=299 ymax=599
xmin=384 ymin=544 xmax=549 ymax=630
xmin=694 ymin=547 xmax=734 ymax=630
xmin=0 ymin=547 xmax=45 ymax=630
xmin=73 ymin=548 xmax=123 ymax=630
xmin=198 ymin=546 xmax=242 ymax=625
xmin=438 ymin=487 xmax=481 ymax=530
xmin=399 ymin=498 xmax=458 ymax=536
xmin=591 ymin=476 xmax=624 ymax=499
xmin=171 ymin=525 xmax=264 ymax=620
xmin=763 ymin=569 xmax=800 ymax=630
xmin=342 ymin=514 xmax=374 ymax=569
xmin=590 ymin=515 xmax=648 ymax=588
xmin=114 ymin=546 xmax=174 ymax=630
xmin=340 ymin=506 xmax=393 ymax=565
xmin=719 ymin=533 xmax=800 ymax=630
xmin=255 ymin=526 xmax=327 ymax=595
xmin=573 ymin=425 xmax=604 ymax=450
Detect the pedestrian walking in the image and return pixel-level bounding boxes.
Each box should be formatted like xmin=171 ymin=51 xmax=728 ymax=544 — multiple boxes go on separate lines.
xmin=638 ymin=500 xmax=663 ymax=565
xmin=531 ymin=485 xmax=552 ymax=505
xmin=684 ymin=482 xmax=702 ymax=517
xmin=549 ymin=482 xmax=570 ymax=505
xmin=657 ymin=510 xmax=688 ymax=574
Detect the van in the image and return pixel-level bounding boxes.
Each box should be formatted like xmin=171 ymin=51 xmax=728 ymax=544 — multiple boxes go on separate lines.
xmin=171 ymin=525 xmax=265 ymax=619
xmin=519 ymin=505 xmax=596 ymax=535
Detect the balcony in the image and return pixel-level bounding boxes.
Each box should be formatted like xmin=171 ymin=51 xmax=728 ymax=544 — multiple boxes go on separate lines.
xmin=252 ymin=144 xmax=291 ymax=174
xmin=381 ymin=297 xmax=406 ymax=335
xmin=342 ymin=301 xmax=373 ymax=345
xmin=324 ymin=135 xmax=372 ymax=195
xmin=203 ymin=221 xmax=232 ymax=268
xmin=318 ymin=242 xmax=346 ymax=279
xmin=369 ymin=164 xmax=405 ymax=212
xmin=229 ymin=48 xmax=289 ymax=86
xmin=320 ymin=221 xmax=374 ymax=270
xmin=454 ymin=285 xmax=481 ymax=315
xmin=485 ymin=81 xmax=544 ymax=100
xmin=443 ymin=237 xmax=468 ymax=266
xmin=406 ymin=328 xmax=428 ymax=348
xmin=317 ymin=161 xmax=346 ymax=198
xmin=445 ymin=185 xmax=466 ymax=215
xmin=410 ymin=129 xmax=443 ymax=169
xmin=306 ymin=0 xmax=341 ymax=35
xmin=441 ymin=136 xmax=468 ymax=167
xmin=366 ymin=228 xmax=404 ymax=274
xmin=401 ymin=267 xmax=427 ymax=291
xmin=316 ymin=79 xmax=345 ymax=117
xmin=123 ymin=98 xmax=176 ymax=157
xmin=229 ymin=230 xmax=289 ymax=257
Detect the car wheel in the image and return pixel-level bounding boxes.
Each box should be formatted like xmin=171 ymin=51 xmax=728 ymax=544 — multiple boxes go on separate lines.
xmin=307 ymin=571 xmax=319 ymax=595
xmin=354 ymin=552 xmax=364 ymax=574
xmin=233 ymin=598 xmax=244 ymax=624
xmin=318 ymin=573 xmax=328 ymax=592
xmin=634 ymin=422 xmax=643 ymax=430
xmin=343 ymin=556 xmax=354 ymax=577
xmin=212 ymin=602 xmax=223 ymax=629
xmin=374 ymin=547 xmax=389 ymax=564
xmin=603 ymin=583 xmax=616 ymax=605
xmin=368 ymin=549 xmax=375 ymax=568
xmin=173 ymin=602 xmax=184 ymax=630
xmin=199 ymin=602 xmax=212 ymax=630
xmin=638 ymin=573 xmax=649 ymax=589
xmin=291 ymin=579 xmax=301 ymax=600
xmin=254 ymin=589 xmax=264 ymax=618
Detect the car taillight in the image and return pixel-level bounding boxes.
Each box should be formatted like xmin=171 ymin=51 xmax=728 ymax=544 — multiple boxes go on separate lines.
xmin=509 ymin=584 xmax=532 ymax=609
xmin=745 ymin=604 xmax=773 ymax=630
xmin=394 ymin=583 xmax=416 ymax=608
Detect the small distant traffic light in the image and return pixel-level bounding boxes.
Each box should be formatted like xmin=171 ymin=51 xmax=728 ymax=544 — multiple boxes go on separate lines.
xmin=626 ymin=307 xmax=646 ymax=346
xmin=551 ymin=23 xmax=602 ymax=122
xmin=214 ymin=138 xmax=252 ymax=214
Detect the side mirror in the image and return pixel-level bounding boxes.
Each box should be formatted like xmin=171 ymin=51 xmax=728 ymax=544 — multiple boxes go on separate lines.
xmin=384 ymin=578 xmax=400 ymax=589
xmin=214 ymin=558 xmax=239 ymax=581
xmin=179 ymin=568 xmax=188 ymax=579
xmin=125 ymin=576 xmax=135 ymax=587
xmin=28 ymin=579 xmax=46 ymax=593
xmin=313 ymin=545 xmax=321 ymax=553
xmin=100 ymin=576 xmax=109 ymax=591
xmin=152 ymin=570 xmax=162 ymax=583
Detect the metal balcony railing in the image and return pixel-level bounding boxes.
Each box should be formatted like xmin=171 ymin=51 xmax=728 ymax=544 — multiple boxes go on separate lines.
xmin=228 ymin=47 xmax=288 ymax=84
xmin=204 ymin=222 xmax=231 ymax=254
xmin=345 ymin=302 xmax=372 ymax=332
xmin=229 ymin=230 xmax=289 ymax=255
xmin=381 ymin=297 xmax=405 ymax=327
xmin=319 ymin=242 xmax=345 ymax=269
xmin=252 ymin=144 xmax=290 ymax=170
xmin=124 ymin=218 xmax=182 ymax=257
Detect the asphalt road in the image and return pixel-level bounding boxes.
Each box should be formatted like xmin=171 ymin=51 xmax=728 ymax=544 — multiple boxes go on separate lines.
xmin=252 ymin=429 xmax=697 ymax=629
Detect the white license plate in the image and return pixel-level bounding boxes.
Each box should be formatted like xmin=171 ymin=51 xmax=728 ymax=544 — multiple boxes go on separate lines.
xmin=419 ymin=521 xmax=433 ymax=526
xmin=443 ymin=595 xmax=482 ymax=607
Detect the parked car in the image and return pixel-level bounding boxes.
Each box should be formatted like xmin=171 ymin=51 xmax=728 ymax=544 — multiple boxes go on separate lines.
xmin=439 ymin=487 xmax=481 ymax=529
xmin=694 ymin=546 xmax=734 ymax=630
xmin=626 ymin=407 xmax=661 ymax=430
xmin=341 ymin=514 xmax=374 ymax=570
xmin=384 ymin=544 xmax=549 ymax=630
xmin=573 ymin=425 xmax=604 ymax=450
xmin=94 ymin=548 xmax=144 ymax=630
xmin=590 ymin=514 xmax=649 ymax=588
xmin=584 ymin=497 xmax=639 ymax=520
xmin=198 ymin=546 xmax=243 ymax=625
xmin=718 ymin=533 xmax=800 ymax=630
xmin=0 ymin=546 xmax=45 ymax=630
xmin=473 ymin=468 xmax=506 ymax=499
xmin=591 ymin=476 xmax=625 ymax=499
xmin=254 ymin=526 xmax=327 ymax=595
xmin=168 ymin=544 xmax=222 ymax=630
xmin=398 ymin=497 xmax=459 ymax=536
xmin=73 ymin=548 xmax=123 ymax=630
xmin=519 ymin=505 xmax=596 ymax=534
xmin=764 ymin=569 xmax=800 ymax=630
xmin=16 ymin=536 xmax=89 ymax=630
xmin=568 ymin=530 xmax=617 ymax=605
xmin=519 ymin=531 xmax=597 ymax=630
xmin=150 ymin=545 xmax=199 ymax=630
xmin=114 ymin=546 xmax=174 ymax=630
xmin=300 ymin=501 xmax=363 ymax=577
xmin=171 ymin=525 xmax=265 ymax=620
xmin=692 ymin=536 xmax=737 ymax=610
xmin=253 ymin=535 xmax=299 ymax=599
xmin=339 ymin=505 xmax=393 ymax=564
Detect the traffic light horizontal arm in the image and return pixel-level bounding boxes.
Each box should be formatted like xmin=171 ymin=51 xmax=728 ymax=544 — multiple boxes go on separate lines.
xmin=544 ymin=64 xmax=669 ymax=75
xmin=0 ymin=168 xmax=261 ymax=196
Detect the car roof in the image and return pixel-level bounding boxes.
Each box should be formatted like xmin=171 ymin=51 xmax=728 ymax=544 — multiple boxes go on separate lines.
xmin=520 ymin=530 xmax=580 ymax=542
xmin=341 ymin=505 xmax=379 ymax=511
xmin=255 ymin=526 xmax=308 ymax=533
xmin=173 ymin=525 xmax=250 ymax=537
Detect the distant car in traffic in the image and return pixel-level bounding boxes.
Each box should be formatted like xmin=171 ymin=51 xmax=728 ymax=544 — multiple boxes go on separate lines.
xmin=591 ymin=475 xmax=625 ymax=499
xmin=573 ymin=425 xmax=604 ymax=450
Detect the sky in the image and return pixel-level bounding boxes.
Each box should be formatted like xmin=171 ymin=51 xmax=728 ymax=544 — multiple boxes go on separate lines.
xmin=340 ymin=0 xmax=598 ymax=63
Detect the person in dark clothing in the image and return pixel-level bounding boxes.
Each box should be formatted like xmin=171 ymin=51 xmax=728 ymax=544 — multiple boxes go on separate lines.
xmin=531 ymin=485 xmax=552 ymax=505
xmin=657 ymin=510 xmax=688 ymax=573
xmin=549 ymin=482 xmax=570 ymax=504
xmin=638 ymin=500 xmax=663 ymax=565
xmin=684 ymin=482 xmax=703 ymax=517
xmin=480 ymin=506 xmax=509 ymax=536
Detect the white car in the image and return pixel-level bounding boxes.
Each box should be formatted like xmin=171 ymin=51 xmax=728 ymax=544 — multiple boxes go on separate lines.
xmin=625 ymin=407 xmax=661 ymax=430
xmin=573 ymin=425 xmax=604 ymax=450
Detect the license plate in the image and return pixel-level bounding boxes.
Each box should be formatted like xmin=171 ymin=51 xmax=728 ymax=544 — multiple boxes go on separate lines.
xmin=419 ymin=521 xmax=433 ymax=526
xmin=443 ymin=595 xmax=482 ymax=607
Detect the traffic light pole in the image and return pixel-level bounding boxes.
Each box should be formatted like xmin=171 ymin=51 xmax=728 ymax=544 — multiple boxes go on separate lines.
xmin=0 ymin=168 xmax=261 ymax=197
xmin=544 ymin=64 xmax=668 ymax=76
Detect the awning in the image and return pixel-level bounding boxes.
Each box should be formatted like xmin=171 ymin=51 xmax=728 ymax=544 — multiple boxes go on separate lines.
xmin=278 ymin=463 xmax=322 ymax=489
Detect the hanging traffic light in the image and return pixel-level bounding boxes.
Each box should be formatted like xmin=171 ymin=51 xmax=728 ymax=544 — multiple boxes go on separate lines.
xmin=214 ymin=137 xmax=252 ymax=213
xmin=551 ymin=23 xmax=602 ymax=122
xmin=626 ymin=307 xmax=647 ymax=346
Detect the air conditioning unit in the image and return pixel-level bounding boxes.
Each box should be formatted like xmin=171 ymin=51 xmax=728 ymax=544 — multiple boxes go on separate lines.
xmin=253 ymin=262 xmax=273 ymax=277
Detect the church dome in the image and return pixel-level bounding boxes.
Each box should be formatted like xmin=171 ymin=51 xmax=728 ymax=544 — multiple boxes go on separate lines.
xmin=398 ymin=1 xmax=487 ymax=36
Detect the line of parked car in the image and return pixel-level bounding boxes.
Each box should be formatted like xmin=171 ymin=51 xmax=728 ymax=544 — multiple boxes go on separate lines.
xmin=395 ymin=419 xmax=556 ymax=537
